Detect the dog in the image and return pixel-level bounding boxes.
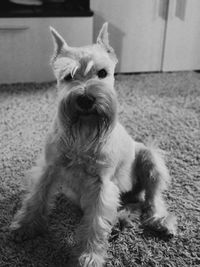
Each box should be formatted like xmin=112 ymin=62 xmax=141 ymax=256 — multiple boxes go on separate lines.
xmin=11 ymin=23 xmax=177 ymax=267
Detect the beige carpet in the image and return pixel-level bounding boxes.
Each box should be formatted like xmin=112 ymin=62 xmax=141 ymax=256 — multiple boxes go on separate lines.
xmin=0 ymin=72 xmax=199 ymax=266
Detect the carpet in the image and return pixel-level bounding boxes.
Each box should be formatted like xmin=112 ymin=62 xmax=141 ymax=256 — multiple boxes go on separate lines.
xmin=0 ymin=72 xmax=199 ymax=266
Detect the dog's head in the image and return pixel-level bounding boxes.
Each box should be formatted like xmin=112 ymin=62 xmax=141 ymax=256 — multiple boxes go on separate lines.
xmin=50 ymin=23 xmax=118 ymax=146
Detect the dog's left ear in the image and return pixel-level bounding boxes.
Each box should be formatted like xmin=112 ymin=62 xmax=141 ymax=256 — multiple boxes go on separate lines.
xmin=97 ymin=23 xmax=118 ymax=63
xmin=97 ymin=22 xmax=110 ymax=49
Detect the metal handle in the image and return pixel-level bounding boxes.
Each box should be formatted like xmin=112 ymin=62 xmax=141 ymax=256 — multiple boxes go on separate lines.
xmin=176 ymin=0 xmax=187 ymax=21
xmin=0 ymin=25 xmax=29 ymax=31
xmin=168 ymin=0 xmax=176 ymax=20
xmin=153 ymin=0 xmax=160 ymax=20
xmin=154 ymin=0 xmax=169 ymax=21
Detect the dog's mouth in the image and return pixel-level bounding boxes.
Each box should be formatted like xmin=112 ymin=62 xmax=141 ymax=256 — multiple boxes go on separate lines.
xmin=78 ymin=110 xmax=97 ymax=118
xmin=76 ymin=107 xmax=100 ymax=126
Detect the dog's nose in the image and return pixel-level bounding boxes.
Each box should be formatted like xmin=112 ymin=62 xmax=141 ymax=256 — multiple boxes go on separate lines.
xmin=76 ymin=94 xmax=95 ymax=111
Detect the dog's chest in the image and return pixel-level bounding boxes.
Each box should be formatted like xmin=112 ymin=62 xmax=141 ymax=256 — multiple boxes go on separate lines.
xmin=60 ymin=151 xmax=108 ymax=200
xmin=66 ymin=151 xmax=105 ymax=174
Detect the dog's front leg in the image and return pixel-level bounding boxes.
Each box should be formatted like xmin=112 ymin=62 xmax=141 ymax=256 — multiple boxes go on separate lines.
xmin=10 ymin=163 xmax=59 ymax=241
xmin=77 ymin=174 xmax=120 ymax=267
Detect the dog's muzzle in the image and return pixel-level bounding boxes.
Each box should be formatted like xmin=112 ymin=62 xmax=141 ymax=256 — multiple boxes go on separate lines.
xmin=58 ymin=80 xmax=118 ymax=135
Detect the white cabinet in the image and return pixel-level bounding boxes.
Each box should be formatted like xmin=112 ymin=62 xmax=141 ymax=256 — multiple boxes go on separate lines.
xmin=163 ymin=0 xmax=200 ymax=71
xmin=91 ymin=0 xmax=166 ymax=72
xmin=0 ymin=17 xmax=93 ymax=83
xmin=91 ymin=0 xmax=200 ymax=72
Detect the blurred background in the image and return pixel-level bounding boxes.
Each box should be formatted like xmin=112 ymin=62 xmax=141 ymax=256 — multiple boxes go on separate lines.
xmin=0 ymin=0 xmax=200 ymax=83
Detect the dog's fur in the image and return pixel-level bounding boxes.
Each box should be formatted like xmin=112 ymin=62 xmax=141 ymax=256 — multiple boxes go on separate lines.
xmin=11 ymin=23 xmax=177 ymax=267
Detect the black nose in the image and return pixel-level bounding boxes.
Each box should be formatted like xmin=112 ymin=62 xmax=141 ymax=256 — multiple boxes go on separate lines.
xmin=76 ymin=94 xmax=95 ymax=111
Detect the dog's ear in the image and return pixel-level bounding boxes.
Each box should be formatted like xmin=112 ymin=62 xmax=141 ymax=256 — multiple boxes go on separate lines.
xmin=97 ymin=22 xmax=118 ymax=64
xmin=50 ymin=26 xmax=69 ymax=59
xmin=97 ymin=22 xmax=110 ymax=49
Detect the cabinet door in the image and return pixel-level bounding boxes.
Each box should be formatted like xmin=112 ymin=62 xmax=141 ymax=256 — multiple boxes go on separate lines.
xmin=0 ymin=18 xmax=93 ymax=83
xmin=162 ymin=0 xmax=200 ymax=71
xmin=91 ymin=0 xmax=167 ymax=72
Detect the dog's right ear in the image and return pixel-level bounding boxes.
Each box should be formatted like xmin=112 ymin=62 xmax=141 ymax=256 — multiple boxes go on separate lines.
xmin=50 ymin=26 xmax=68 ymax=59
xmin=97 ymin=23 xmax=118 ymax=64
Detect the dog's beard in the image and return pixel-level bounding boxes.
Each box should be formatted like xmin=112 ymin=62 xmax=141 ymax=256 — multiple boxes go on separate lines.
xmin=58 ymin=86 xmax=117 ymax=152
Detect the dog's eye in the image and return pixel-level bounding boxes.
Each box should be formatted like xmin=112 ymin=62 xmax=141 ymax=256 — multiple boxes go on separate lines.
xmin=64 ymin=73 xmax=73 ymax=82
xmin=97 ymin=69 xmax=107 ymax=79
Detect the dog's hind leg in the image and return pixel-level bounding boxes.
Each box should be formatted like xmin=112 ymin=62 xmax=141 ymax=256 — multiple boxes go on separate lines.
xmin=10 ymin=162 xmax=60 ymax=241
xmin=133 ymin=143 xmax=177 ymax=236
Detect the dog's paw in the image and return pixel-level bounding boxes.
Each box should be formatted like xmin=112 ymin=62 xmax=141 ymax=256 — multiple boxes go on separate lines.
xmin=79 ymin=252 xmax=104 ymax=267
xmin=142 ymin=213 xmax=177 ymax=237
xmin=117 ymin=209 xmax=134 ymax=227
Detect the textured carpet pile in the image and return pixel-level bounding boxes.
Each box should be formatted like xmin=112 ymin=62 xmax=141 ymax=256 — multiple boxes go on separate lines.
xmin=0 ymin=72 xmax=199 ymax=266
